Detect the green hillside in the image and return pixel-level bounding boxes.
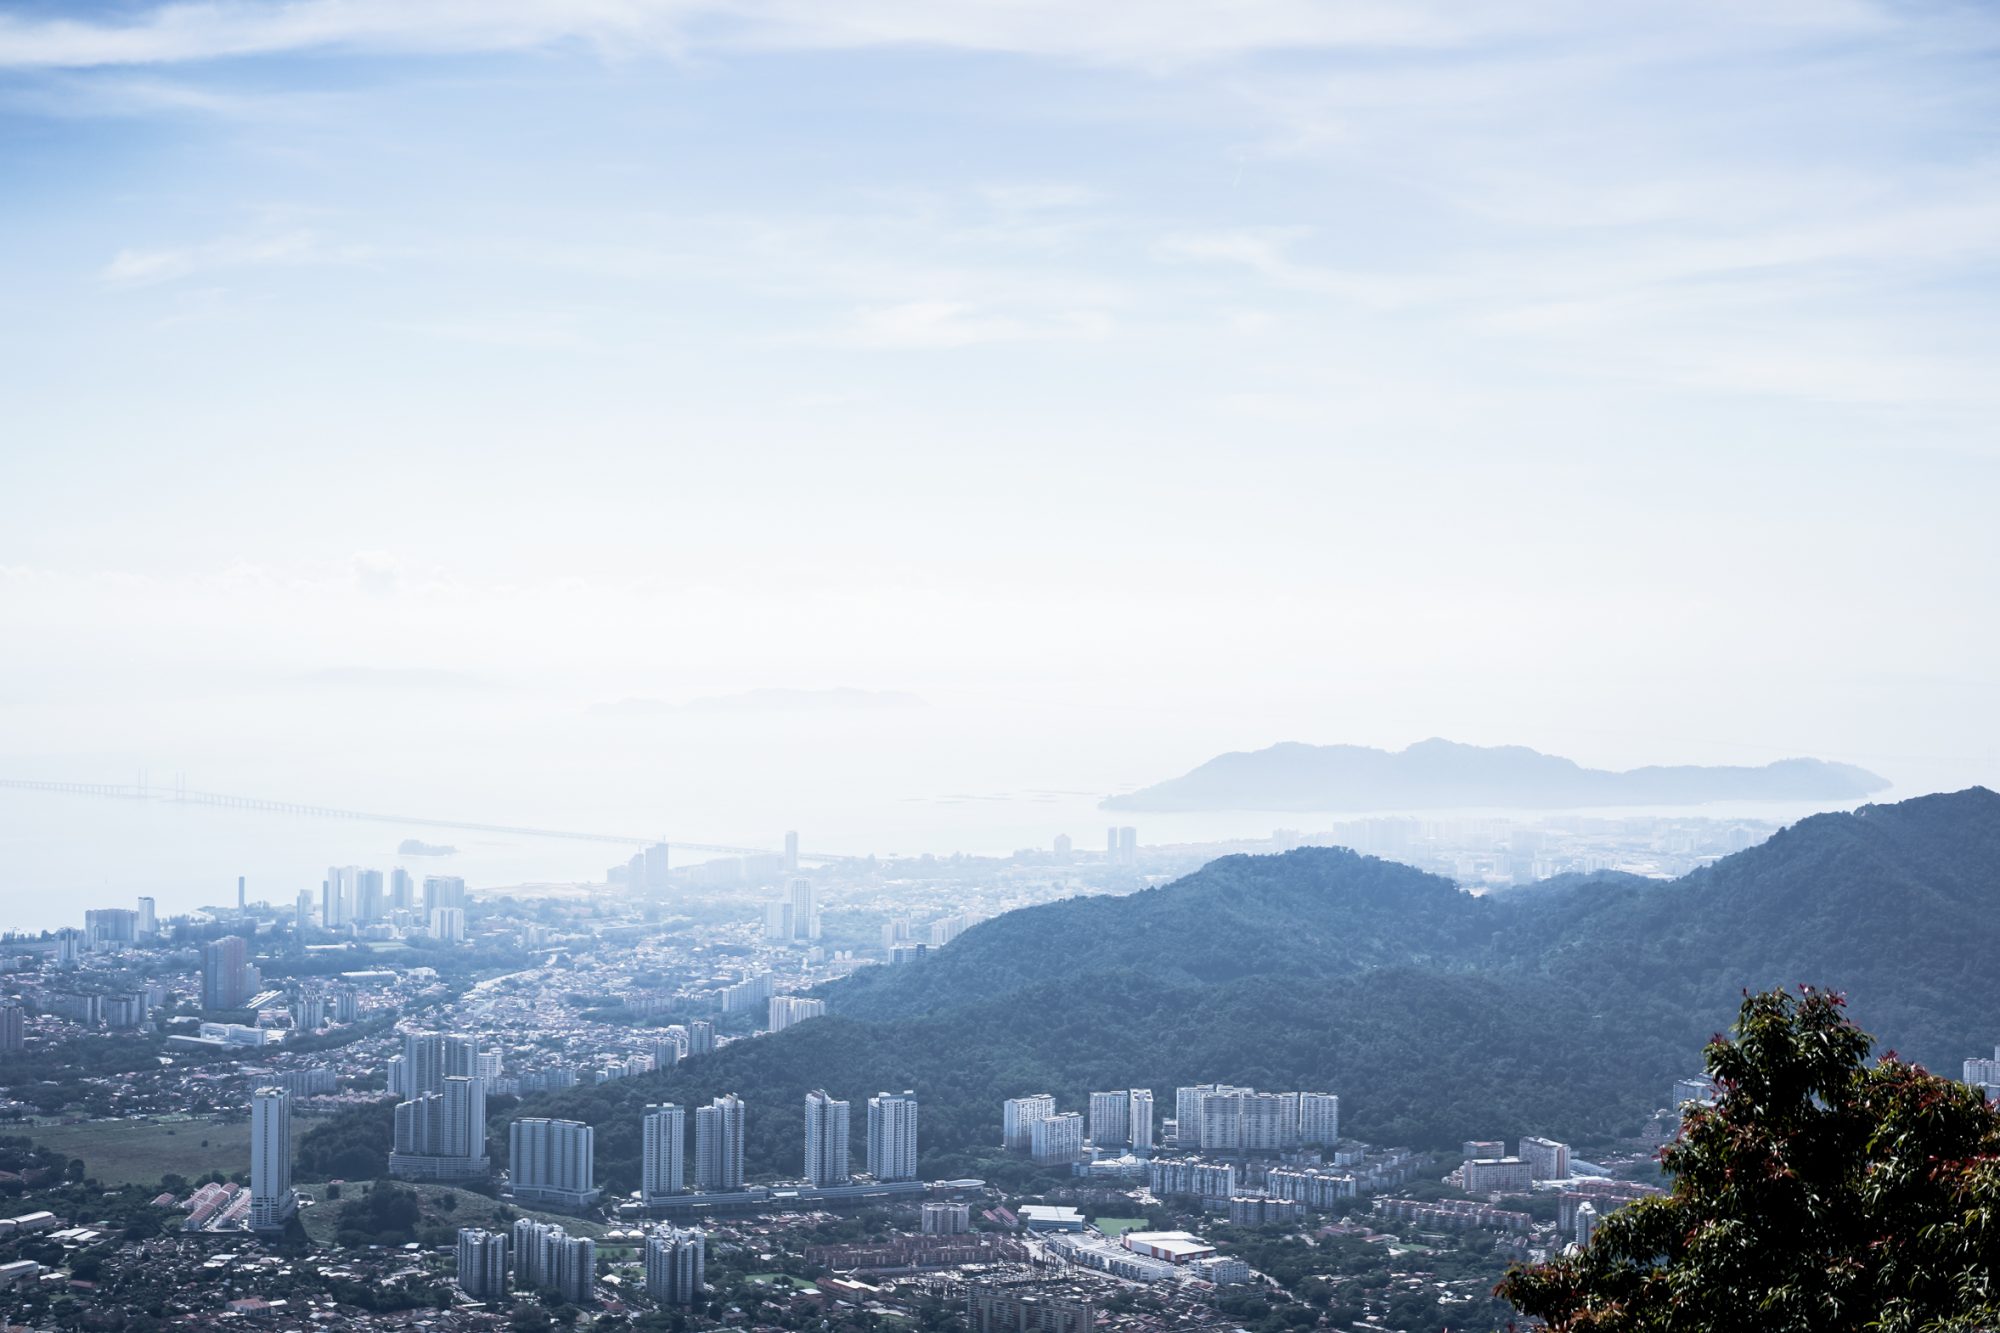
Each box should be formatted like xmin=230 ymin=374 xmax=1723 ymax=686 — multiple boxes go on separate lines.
xmin=305 ymin=788 xmax=2000 ymax=1188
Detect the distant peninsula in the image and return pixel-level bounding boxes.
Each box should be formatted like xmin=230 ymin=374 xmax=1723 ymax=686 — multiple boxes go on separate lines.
xmin=1102 ymin=738 xmax=1890 ymax=813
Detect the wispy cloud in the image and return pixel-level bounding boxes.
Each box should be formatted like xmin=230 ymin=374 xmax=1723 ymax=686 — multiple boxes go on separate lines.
xmin=820 ymin=300 xmax=1111 ymax=349
xmin=0 ymin=0 xmax=1486 ymax=71
xmin=97 ymin=230 xmax=379 ymax=287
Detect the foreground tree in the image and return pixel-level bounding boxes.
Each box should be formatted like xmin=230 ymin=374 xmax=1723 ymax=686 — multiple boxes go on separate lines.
xmin=1498 ymin=987 xmax=2000 ymax=1332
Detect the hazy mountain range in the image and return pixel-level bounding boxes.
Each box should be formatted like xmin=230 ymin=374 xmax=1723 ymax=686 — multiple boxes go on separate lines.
xmin=1102 ymin=737 xmax=1890 ymax=812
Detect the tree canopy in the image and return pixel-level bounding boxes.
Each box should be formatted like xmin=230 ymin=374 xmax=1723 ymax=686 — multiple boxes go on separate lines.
xmin=1498 ymin=986 xmax=2000 ymax=1332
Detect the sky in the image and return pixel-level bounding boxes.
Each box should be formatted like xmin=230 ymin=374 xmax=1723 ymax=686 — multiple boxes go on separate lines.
xmin=2 ymin=0 xmax=1998 ymax=874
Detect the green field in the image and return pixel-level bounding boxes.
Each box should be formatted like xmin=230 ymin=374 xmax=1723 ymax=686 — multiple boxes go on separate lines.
xmin=295 ymin=1180 xmax=612 ymax=1250
xmin=24 ymin=1116 xmax=306 ymax=1189
xmin=1093 ymin=1216 xmax=1147 ymax=1238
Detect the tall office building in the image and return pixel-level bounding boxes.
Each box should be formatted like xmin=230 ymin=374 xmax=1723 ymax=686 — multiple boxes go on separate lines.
xmin=441 ymin=1076 xmax=485 ymax=1159
xmin=882 ymin=917 xmax=913 ymax=954
xmin=1519 ymin=1136 xmax=1571 ymax=1182
xmin=645 ymin=1226 xmax=706 ymax=1305
xmin=353 ymin=869 xmax=384 ymax=922
xmin=430 ymin=907 xmax=467 ymax=943
xmin=390 ymin=1034 xmax=489 ymax=1180
xmin=423 ymin=875 xmax=467 ymax=915
xmin=693 ymin=1094 xmax=745 ymax=1191
xmin=1129 ymin=1089 xmax=1156 ymax=1153
xmin=927 ymin=914 xmax=972 ymax=947
xmin=295 ymin=889 xmax=313 ymax=932
xmin=290 ymin=991 xmax=326 ymax=1032
xmin=1297 ymin=1092 xmax=1340 ymax=1146
xmin=803 ymin=1089 xmax=850 ymax=1187
xmin=1088 ymin=1091 xmax=1130 ymax=1148
xmin=510 ymin=1118 xmax=599 ymax=1209
xmin=1031 ymin=1112 xmax=1086 ymax=1165
xmin=762 ymin=899 xmax=793 ymax=941
xmin=390 ymin=867 xmax=415 ymax=912
xmin=512 ymin=1217 xmax=554 ymax=1286
xmin=783 ymin=830 xmax=799 ymax=873
xmin=1175 ymin=1084 xmax=1248 ymax=1148
xmin=1053 ymin=832 xmax=1072 ymax=862
xmin=550 ymin=1233 xmax=596 ymax=1303
xmin=249 ymin=1087 xmax=297 ymax=1230
xmin=201 ymin=935 xmax=253 ymax=1010
xmin=643 ymin=842 xmax=670 ymax=890
xmin=768 ymin=995 xmax=826 ymax=1033
xmin=509 ymin=1217 xmax=595 ymax=1300
xmin=135 ymin=896 xmax=156 ymax=937
xmin=1105 ymin=827 xmax=1119 ymax=861
xmin=236 ymin=875 xmax=246 ymax=911
xmin=1002 ymin=1094 xmax=1056 ymax=1151
xmin=1574 ymin=1200 xmax=1600 ymax=1248
xmin=0 ymin=1003 xmax=22 ymax=1053
xmin=392 ymin=1076 xmax=490 ymax=1177
xmin=866 ymin=1091 xmax=920 ymax=1182
xmin=401 ymin=1033 xmax=478 ymax=1096
xmin=1198 ymin=1088 xmax=1297 ymax=1152
xmin=652 ymin=1029 xmax=687 ymax=1068
xmin=687 ymin=1019 xmax=716 ymax=1056
xmin=323 ymin=866 xmax=363 ymax=928
xmin=512 ymin=1217 xmax=590 ymax=1293
xmin=1118 ymin=826 xmax=1137 ymax=864
xmin=84 ymin=908 xmax=139 ymax=951
xmin=456 ymin=1228 xmax=509 ymax=1298
xmin=641 ymin=1103 xmax=686 ymax=1202
xmin=787 ymin=877 xmax=819 ymax=941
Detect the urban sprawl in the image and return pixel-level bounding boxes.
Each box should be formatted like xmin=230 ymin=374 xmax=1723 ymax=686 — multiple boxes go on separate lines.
xmin=0 ymin=816 xmax=1863 ymax=1331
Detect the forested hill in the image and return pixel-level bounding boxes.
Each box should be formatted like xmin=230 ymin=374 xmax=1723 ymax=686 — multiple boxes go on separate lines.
xmin=832 ymin=847 xmax=1491 ymax=1020
xmin=516 ymin=788 xmax=2000 ymax=1185
xmin=1504 ymin=786 xmax=2000 ymax=1071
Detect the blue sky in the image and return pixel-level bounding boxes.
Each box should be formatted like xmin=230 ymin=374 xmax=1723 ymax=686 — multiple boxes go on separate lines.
xmin=1 ymin=0 xmax=1997 ymax=842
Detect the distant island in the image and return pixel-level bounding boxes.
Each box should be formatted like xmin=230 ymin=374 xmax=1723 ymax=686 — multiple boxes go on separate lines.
xmin=396 ymin=838 xmax=457 ymax=856
xmin=1102 ymin=738 xmax=1890 ymax=812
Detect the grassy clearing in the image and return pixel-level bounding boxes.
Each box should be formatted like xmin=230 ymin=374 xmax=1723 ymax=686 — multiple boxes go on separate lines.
xmin=23 ymin=1116 xmax=307 ymax=1189
xmin=294 ymin=1180 xmax=610 ymax=1250
xmin=1093 ymin=1216 xmax=1148 ymax=1237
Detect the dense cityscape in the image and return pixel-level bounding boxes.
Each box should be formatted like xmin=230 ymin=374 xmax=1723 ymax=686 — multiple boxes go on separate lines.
xmin=0 ymin=809 xmax=1813 ymax=1332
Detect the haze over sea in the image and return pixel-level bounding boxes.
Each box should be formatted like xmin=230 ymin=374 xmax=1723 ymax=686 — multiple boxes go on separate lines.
xmin=0 ymin=759 xmax=1929 ymax=934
